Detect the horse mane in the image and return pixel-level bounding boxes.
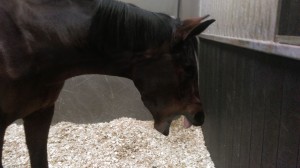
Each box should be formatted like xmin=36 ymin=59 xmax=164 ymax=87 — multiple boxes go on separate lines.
xmin=9 ymin=0 xmax=179 ymax=53
xmin=89 ymin=0 xmax=179 ymax=53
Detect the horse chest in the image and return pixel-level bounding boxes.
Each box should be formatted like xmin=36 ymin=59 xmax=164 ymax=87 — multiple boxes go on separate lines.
xmin=0 ymin=79 xmax=64 ymax=119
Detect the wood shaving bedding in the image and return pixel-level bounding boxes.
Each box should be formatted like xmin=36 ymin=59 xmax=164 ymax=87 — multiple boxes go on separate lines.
xmin=3 ymin=117 xmax=215 ymax=168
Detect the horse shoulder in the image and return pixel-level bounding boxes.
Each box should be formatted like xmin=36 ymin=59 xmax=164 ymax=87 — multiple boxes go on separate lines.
xmin=0 ymin=7 xmax=32 ymax=80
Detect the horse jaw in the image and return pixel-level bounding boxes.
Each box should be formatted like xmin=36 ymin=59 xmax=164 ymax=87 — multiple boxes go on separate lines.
xmin=154 ymin=120 xmax=171 ymax=136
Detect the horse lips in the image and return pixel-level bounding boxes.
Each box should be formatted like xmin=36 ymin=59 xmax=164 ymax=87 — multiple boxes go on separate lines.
xmin=183 ymin=116 xmax=192 ymax=129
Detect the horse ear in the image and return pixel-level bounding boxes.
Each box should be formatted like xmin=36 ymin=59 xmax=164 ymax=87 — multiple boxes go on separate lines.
xmin=175 ymin=15 xmax=215 ymax=41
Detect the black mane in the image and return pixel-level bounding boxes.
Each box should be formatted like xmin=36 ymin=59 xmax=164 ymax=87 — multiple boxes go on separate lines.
xmin=89 ymin=0 xmax=179 ymax=53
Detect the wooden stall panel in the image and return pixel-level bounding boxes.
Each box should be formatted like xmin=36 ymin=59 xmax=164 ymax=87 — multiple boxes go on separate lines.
xmin=278 ymin=0 xmax=300 ymax=36
xmin=260 ymin=58 xmax=284 ymax=168
xmin=120 ymin=0 xmax=178 ymax=17
xmin=199 ymin=39 xmax=300 ymax=168
xmin=277 ymin=67 xmax=300 ymax=168
xmin=199 ymin=0 xmax=278 ymax=41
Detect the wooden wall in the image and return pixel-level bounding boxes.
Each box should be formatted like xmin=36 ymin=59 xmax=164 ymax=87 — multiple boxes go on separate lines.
xmin=278 ymin=0 xmax=300 ymax=36
xmin=120 ymin=0 xmax=178 ymax=17
xmin=198 ymin=39 xmax=300 ymax=168
xmin=200 ymin=0 xmax=279 ymax=41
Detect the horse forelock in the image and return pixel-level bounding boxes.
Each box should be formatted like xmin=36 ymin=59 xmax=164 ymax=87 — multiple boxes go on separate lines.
xmin=89 ymin=0 xmax=178 ymax=53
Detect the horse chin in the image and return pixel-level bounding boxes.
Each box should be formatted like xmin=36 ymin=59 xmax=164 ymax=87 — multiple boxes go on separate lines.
xmin=154 ymin=120 xmax=171 ymax=136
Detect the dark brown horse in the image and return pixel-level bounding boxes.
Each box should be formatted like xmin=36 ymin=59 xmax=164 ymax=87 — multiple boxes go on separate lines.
xmin=0 ymin=0 xmax=215 ymax=167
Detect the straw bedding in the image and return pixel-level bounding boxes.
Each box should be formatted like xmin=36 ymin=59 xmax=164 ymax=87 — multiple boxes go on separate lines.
xmin=3 ymin=117 xmax=214 ymax=168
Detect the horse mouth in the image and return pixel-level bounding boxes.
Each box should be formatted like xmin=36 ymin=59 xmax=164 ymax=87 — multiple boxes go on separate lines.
xmin=183 ymin=112 xmax=205 ymax=129
xmin=154 ymin=113 xmax=204 ymax=136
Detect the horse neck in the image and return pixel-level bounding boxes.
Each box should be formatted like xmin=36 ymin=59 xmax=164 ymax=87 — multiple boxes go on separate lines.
xmin=10 ymin=0 xmax=99 ymax=48
xmin=89 ymin=0 xmax=175 ymax=52
xmin=32 ymin=48 xmax=137 ymax=84
xmin=9 ymin=0 xmax=175 ymax=82
xmin=6 ymin=0 xmax=105 ymax=81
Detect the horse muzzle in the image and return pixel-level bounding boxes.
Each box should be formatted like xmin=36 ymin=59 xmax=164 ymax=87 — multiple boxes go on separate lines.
xmin=183 ymin=103 xmax=205 ymax=128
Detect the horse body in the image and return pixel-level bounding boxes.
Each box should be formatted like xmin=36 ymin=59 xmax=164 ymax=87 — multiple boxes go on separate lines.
xmin=0 ymin=0 xmax=215 ymax=167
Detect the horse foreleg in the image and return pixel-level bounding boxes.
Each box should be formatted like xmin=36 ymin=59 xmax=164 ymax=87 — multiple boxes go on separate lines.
xmin=0 ymin=125 xmax=6 ymax=168
xmin=23 ymin=106 xmax=54 ymax=168
xmin=0 ymin=112 xmax=9 ymax=168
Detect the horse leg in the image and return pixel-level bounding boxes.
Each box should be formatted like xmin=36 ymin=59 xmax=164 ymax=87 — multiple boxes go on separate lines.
xmin=0 ymin=113 xmax=11 ymax=168
xmin=0 ymin=124 xmax=6 ymax=168
xmin=23 ymin=106 xmax=54 ymax=168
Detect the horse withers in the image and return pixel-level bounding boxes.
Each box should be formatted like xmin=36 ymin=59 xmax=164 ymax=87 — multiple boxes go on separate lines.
xmin=0 ymin=0 xmax=215 ymax=167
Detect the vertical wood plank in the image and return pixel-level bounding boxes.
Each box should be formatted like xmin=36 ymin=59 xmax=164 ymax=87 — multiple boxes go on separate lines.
xmin=231 ymin=50 xmax=246 ymax=168
xmin=214 ymin=41 xmax=223 ymax=167
xmin=223 ymin=45 xmax=237 ymax=168
xmin=249 ymin=58 xmax=267 ymax=168
xmin=200 ymin=41 xmax=219 ymax=164
xmin=200 ymin=41 xmax=212 ymax=150
xmin=297 ymin=142 xmax=300 ymax=168
xmin=208 ymin=41 xmax=222 ymax=166
xmin=238 ymin=54 xmax=255 ymax=168
xmin=277 ymin=63 xmax=300 ymax=168
xmin=216 ymin=45 xmax=229 ymax=167
xmin=260 ymin=58 xmax=283 ymax=168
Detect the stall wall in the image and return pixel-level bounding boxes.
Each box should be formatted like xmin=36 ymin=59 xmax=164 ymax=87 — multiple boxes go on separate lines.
xmin=178 ymin=0 xmax=200 ymax=19
xmin=121 ymin=0 xmax=178 ymax=17
xmin=198 ymin=38 xmax=300 ymax=168
xmin=191 ymin=0 xmax=300 ymax=167
xmin=200 ymin=0 xmax=279 ymax=41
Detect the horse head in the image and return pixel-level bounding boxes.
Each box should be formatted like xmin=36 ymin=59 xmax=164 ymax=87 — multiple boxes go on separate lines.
xmin=130 ymin=16 xmax=215 ymax=135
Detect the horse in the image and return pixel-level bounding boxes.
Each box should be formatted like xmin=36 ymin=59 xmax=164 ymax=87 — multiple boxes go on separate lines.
xmin=0 ymin=0 xmax=215 ymax=167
